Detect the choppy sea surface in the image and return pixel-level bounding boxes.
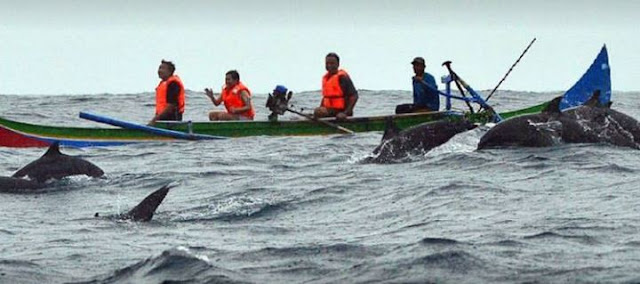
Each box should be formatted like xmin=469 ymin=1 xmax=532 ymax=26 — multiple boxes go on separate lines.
xmin=1 ymin=89 xmax=640 ymax=283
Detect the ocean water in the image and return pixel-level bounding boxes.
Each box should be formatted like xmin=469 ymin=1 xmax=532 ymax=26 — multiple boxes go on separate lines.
xmin=1 ymin=90 xmax=640 ymax=283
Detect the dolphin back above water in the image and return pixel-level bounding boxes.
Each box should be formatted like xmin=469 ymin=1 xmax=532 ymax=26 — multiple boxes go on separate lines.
xmin=119 ymin=185 xmax=173 ymax=221
xmin=477 ymin=91 xmax=640 ymax=150
xmin=11 ymin=142 xmax=104 ymax=183
xmin=93 ymin=184 xmax=173 ymax=222
xmin=0 ymin=176 xmax=44 ymax=193
xmin=366 ymin=117 xmax=478 ymax=163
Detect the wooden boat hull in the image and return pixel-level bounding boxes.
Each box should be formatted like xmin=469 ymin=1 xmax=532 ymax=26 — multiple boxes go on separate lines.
xmin=0 ymin=103 xmax=547 ymax=148
xmin=0 ymin=116 xmax=171 ymax=148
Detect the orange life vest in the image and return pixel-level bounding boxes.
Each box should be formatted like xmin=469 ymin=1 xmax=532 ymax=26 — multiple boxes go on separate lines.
xmin=221 ymin=81 xmax=255 ymax=119
xmin=321 ymin=69 xmax=348 ymax=110
xmin=155 ymin=75 xmax=185 ymax=115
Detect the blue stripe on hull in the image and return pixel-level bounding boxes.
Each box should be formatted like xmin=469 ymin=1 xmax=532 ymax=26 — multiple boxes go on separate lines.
xmin=79 ymin=112 xmax=225 ymax=140
xmin=38 ymin=138 xmax=135 ymax=148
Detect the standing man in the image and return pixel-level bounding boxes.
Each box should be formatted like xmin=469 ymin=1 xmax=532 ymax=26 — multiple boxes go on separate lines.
xmin=149 ymin=60 xmax=185 ymax=125
xmin=204 ymin=70 xmax=255 ymax=121
xmin=314 ymin=52 xmax=358 ymax=120
xmin=409 ymin=56 xmax=439 ymax=113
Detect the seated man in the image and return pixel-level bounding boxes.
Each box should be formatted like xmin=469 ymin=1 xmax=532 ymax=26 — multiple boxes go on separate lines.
xmin=314 ymin=52 xmax=358 ymax=120
xmin=396 ymin=57 xmax=440 ymax=114
xmin=204 ymin=70 xmax=255 ymax=121
xmin=149 ymin=60 xmax=185 ymax=125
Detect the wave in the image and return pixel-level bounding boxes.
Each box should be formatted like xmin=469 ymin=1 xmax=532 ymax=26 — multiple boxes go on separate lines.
xmin=242 ymin=243 xmax=378 ymax=259
xmin=522 ymin=231 xmax=599 ymax=245
xmin=578 ymin=163 xmax=636 ymax=173
xmin=72 ymin=247 xmax=249 ymax=284
xmin=0 ymin=228 xmax=14 ymax=235
xmin=0 ymin=259 xmax=69 ymax=284
xmin=410 ymin=250 xmax=485 ymax=271
xmin=328 ymin=249 xmax=489 ymax=284
xmin=485 ymin=239 xmax=526 ymax=247
xmin=172 ymin=195 xmax=291 ymax=222
xmin=420 ymin=237 xmax=460 ymax=245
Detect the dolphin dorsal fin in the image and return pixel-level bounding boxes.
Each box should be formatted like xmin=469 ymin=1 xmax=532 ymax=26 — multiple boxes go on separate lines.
xmin=43 ymin=142 xmax=62 ymax=157
xmin=123 ymin=184 xmax=174 ymax=222
xmin=382 ymin=117 xmax=401 ymax=141
xmin=542 ymin=96 xmax=563 ymax=114
xmin=584 ymin=90 xmax=602 ymax=107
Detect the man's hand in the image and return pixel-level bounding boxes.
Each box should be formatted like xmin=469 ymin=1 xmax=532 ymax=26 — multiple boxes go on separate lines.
xmin=336 ymin=112 xmax=348 ymax=121
xmin=204 ymin=88 xmax=214 ymax=99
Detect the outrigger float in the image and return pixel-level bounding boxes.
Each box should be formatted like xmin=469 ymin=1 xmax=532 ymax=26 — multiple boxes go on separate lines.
xmin=0 ymin=45 xmax=611 ymax=148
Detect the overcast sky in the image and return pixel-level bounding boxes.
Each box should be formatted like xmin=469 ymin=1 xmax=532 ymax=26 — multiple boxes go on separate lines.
xmin=1 ymin=0 xmax=638 ymax=95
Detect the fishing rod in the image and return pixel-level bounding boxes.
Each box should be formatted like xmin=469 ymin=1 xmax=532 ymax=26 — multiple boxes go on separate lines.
xmin=479 ymin=37 xmax=537 ymax=111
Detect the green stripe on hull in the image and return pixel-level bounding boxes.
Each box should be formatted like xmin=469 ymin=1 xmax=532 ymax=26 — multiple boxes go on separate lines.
xmin=0 ymin=102 xmax=548 ymax=146
xmin=0 ymin=116 xmax=166 ymax=140
xmin=154 ymin=111 xmax=455 ymax=137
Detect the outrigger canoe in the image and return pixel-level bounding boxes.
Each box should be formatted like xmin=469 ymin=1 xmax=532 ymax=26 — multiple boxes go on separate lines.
xmin=0 ymin=46 xmax=610 ymax=148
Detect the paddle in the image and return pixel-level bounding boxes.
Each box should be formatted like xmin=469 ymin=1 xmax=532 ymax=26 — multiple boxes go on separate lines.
xmin=79 ymin=111 xmax=225 ymax=140
xmin=285 ymin=108 xmax=355 ymax=135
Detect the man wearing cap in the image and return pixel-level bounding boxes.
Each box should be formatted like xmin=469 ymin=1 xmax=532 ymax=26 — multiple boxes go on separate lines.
xmin=397 ymin=57 xmax=439 ymax=114
xmin=314 ymin=52 xmax=358 ymax=120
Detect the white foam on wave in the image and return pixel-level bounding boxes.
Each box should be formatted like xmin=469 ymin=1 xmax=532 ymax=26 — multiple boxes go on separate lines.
xmin=176 ymin=246 xmax=211 ymax=263
xmin=208 ymin=195 xmax=273 ymax=217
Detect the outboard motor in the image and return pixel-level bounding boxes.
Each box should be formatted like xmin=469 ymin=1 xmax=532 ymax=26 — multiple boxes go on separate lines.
xmin=266 ymin=85 xmax=292 ymax=121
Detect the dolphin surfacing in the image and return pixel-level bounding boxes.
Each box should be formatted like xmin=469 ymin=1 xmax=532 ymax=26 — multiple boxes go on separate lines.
xmin=0 ymin=176 xmax=45 ymax=193
xmin=366 ymin=117 xmax=477 ymax=163
xmin=12 ymin=142 xmax=104 ymax=182
xmin=478 ymin=91 xmax=640 ymax=150
xmin=117 ymin=185 xmax=174 ymax=222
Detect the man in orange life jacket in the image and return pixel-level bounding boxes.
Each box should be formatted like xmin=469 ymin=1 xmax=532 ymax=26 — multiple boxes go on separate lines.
xmin=149 ymin=60 xmax=185 ymax=125
xmin=314 ymin=52 xmax=358 ymax=120
xmin=204 ymin=70 xmax=255 ymax=121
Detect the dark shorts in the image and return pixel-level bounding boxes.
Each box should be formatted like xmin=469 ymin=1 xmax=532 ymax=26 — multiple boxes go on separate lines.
xmin=157 ymin=112 xmax=183 ymax=121
xmin=325 ymin=108 xmax=345 ymax=116
xmin=395 ymin=104 xmax=433 ymax=114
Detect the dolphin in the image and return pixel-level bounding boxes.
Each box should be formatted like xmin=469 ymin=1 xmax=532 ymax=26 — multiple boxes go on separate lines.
xmin=478 ymin=91 xmax=640 ymax=150
xmin=476 ymin=96 xmax=565 ymax=149
xmin=94 ymin=184 xmax=174 ymax=222
xmin=119 ymin=185 xmax=173 ymax=221
xmin=365 ymin=117 xmax=478 ymax=163
xmin=12 ymin=142 xmax=104 ymax=183
xmin=0 ymin=176 xmax=45 ymax=193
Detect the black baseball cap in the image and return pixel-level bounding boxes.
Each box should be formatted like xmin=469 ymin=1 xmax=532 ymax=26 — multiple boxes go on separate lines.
xmin=411 ymin=57 xmax=425 ymax=65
